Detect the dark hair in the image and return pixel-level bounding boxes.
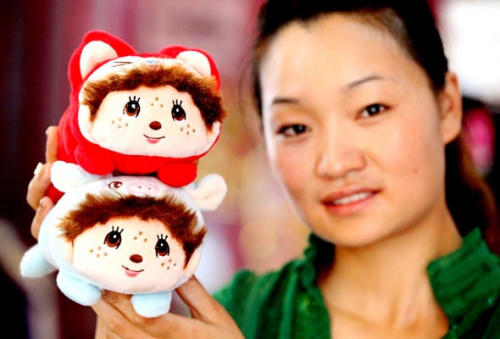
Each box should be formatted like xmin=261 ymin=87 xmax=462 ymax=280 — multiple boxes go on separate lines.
xmin=251 ymin=0 xmax=499 ymax=252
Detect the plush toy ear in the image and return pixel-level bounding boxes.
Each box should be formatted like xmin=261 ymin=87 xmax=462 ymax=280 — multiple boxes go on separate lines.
xmin=159 ymin=45 xmax=221 ymax=90
xmin=60 ymin=238 xmax=74 ymax=264
xmin=68 ymin=30 xmax=136 ymax=91
xmin=176 ymin=50 xmax=212 ymax=78
xmin=183 ymin=248 xmax=202 ymax=280
xmin=184 ymin=174 xmax=227 ymax=211
xmin=51 ymin=160 xmax=106 ymax=193
xmin=79 ymin=40 xmax=119 ymax=80
xmin=207 ymin=121 xmax=222 ymax=143
xmin=77 ymin=105 xmax=94 ymax=142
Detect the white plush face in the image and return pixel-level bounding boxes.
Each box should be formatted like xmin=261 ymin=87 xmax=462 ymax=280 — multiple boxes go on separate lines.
xmin=47 ymin=175 xmax=210 ymax=293
xmin=71 ymin=216 xmax=191 ymax=293
xmin=81 ymin=85 xmax=219 ymax=157
xmin=77 ymin=55 xmax=221 ymax=158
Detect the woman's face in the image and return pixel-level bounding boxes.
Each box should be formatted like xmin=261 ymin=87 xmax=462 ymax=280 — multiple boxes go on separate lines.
xmin=259 ymin=14 xmax=461 ymax=247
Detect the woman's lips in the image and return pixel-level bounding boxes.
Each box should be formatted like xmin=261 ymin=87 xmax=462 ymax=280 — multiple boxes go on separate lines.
xmin=331 ymin=192 xmax=371 ymax=205
xmin=144 ymin=134 xmax=165 ymax=144
xmin=122 ymin=266 xmax=144 ymax=278
xmin=322 ymin=190 xmax=378 ymax=216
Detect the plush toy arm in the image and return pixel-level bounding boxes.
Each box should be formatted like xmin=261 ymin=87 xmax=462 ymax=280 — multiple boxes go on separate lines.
xmin=56 ymin=271 xmax=102 ymax=306
xmin=74 ymin=145 xmax=115 ymax=176
xmin=20 ymin=244 xmax=57 ymax=277
xmin=131 ymin=291 xmax=173 ymax=318
xmin=185 ymin=173 xmax=227 ymax=211
xmin=157 ymin=162 xmax=197 ymax=188
xmin=51 ymin=160 xmax=109 ymax=193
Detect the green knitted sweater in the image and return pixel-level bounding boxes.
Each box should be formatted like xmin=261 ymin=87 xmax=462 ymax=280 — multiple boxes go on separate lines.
xmin=214 ymin=228 xmax=500 ymax=338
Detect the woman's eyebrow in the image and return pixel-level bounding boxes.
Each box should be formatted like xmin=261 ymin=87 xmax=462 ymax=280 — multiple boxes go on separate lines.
xmin=343 ymin=74 xmax=389 ymax=91
xmin=271 ymin=97 xmax=299 ymax=106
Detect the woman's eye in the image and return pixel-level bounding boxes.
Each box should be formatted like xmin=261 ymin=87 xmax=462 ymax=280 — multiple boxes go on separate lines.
xmin=171 ymin=99 xmax=186 ymax=121
xmin=155 ymin=235 xmax=170 ymax=257
xmin=360 ymin=104 xmax=387 ymax=118
xmin=277 ymin=124 xmax=309 ymax=137
xmin=124 ymin=96 xmax=141 ymax=117
xmin=104 ymin=226 xmax=123 ymax=249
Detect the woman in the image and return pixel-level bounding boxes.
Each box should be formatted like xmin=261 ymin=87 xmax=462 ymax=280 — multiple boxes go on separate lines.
xmin=27 ymin=0 xmax=500 ymax=338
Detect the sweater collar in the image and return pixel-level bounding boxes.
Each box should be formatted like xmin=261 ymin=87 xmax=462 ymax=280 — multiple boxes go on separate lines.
xmin=301 ymin=228 xmax=500 ymax=322
xmin=427 ymin=228 xmax=500 ymax=323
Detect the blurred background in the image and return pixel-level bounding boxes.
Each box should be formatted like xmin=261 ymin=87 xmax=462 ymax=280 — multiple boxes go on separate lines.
xmin=1 ymin=0 xmax=500 ymax=338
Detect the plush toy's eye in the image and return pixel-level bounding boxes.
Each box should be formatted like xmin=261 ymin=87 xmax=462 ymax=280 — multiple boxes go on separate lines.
xmin=104 ymin=226 xmax=123 ymax=249
xmin=108 ymin=181 xmax=122 ymax=189
xmin=155 ymin=234 xmax=170 ymax=257
xmin=124 ymin=96 xmax=141 ymax=117
xmin=171 ymin=99 xmax=186 ymax=121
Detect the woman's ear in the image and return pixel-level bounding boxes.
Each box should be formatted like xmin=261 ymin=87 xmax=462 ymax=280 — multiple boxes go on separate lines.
xmin=439 ymin=72 xmax=463 ymax=144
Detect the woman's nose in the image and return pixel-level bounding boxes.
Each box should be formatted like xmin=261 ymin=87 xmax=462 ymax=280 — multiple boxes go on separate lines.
xmin=315 ymin=135 xmax=366 ymax=179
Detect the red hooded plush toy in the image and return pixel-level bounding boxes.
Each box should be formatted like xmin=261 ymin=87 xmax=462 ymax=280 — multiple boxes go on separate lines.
xmin=46 ymin=30 xmax=226 ymax=202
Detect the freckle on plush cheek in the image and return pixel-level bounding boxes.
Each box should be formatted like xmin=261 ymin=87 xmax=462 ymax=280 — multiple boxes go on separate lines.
xmin=110 ymin=117 xmax=128 ymax=129
xmin=88 ymin=245 xmax=108 ymax=258
xmin=133 ymin=231 xmax=145 ymax=242
xmin=160 ymin=258 xmax=178 ymax=270
xmin=150 ymin=97 xmax=164 ymax=108
xmin=179 ymin=124 xmax=196 ymax=135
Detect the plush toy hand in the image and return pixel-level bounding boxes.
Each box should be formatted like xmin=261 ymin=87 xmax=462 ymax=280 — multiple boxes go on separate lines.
xmin=157 ymin=162 xmax=197 ymax=188
xmin=185 ymin=173 xmax=228 ymax=211
xmin=74 ymin=145 xmax=115 ymax=176
xmin=51 ymin=160 xmax=109 ymax=193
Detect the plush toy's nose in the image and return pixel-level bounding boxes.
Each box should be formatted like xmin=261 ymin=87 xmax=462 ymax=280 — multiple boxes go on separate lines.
xmin=149 ymin=121 xmax=162 ymax=130
xmin=130 ymin=254 xmax=143 ymax=263
xmin=127 ymin=183 xmax=160 ymax=196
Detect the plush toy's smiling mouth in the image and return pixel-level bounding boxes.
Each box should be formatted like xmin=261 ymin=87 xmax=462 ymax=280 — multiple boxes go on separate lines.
xmin=144 ymin=134 xmax=165 ymax=144
xmin=122 ymin=265 xmax=144 ymax=278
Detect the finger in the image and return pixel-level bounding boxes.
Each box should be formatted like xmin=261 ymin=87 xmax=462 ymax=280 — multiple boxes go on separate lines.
xmin=45 ymin=126 xmax=58 ymax=163
xmin=99 ymin=290 xmax=186 ymax=325
xmin=175 ymin=277 xmax=243 ymax=338
xmin=99 ymin=291 xmax=141 ymax=322
xmin=30 ymin=196 xmax=53 ymax=239
xmin=94 ymin=316 xmax=108 ymax=339
xmin=92 ymin=298 xmax=146 ymax=339
xmin=175 ymin=275 xmax=226 ymax=322
xmin=26 ymin=162 xmax=53 ymax=210
xmin=95 ymin=316 xmax=124 ymax=339
xmin=95 ymin=292 xmax=195 ymax=338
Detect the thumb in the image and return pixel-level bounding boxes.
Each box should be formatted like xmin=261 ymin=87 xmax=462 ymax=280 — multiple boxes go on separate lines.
xmin=175 ymin=275 xmax=225 ymax=322
xmin=31 ymin=196 xmax=54 ymax=239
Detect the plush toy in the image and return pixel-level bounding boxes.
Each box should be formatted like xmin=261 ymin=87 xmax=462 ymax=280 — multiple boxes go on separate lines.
xmin=21 ymin=161 xmax=227 ymax=318
xmin=46 ymin=30 xmax=227 ymax=203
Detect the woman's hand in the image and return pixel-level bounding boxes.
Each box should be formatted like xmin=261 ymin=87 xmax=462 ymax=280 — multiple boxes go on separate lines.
xmin=26 ymin=126 xmax=58 ymax=239
xmin=93 ymin=275 xmax=243 ymax=339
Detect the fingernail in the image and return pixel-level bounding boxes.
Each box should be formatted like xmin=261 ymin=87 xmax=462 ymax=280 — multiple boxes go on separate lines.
xmin=33 ymin=162 xmax=43 ymax=177
xmin=38 ymin=197 xmax=46 ymax=210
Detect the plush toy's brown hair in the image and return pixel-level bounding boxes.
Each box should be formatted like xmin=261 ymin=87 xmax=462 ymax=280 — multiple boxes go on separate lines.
xmin=59 ymin=192 xmax=206 ymax=266
xmin=80 ymin=62 xmax=227 ymax=130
